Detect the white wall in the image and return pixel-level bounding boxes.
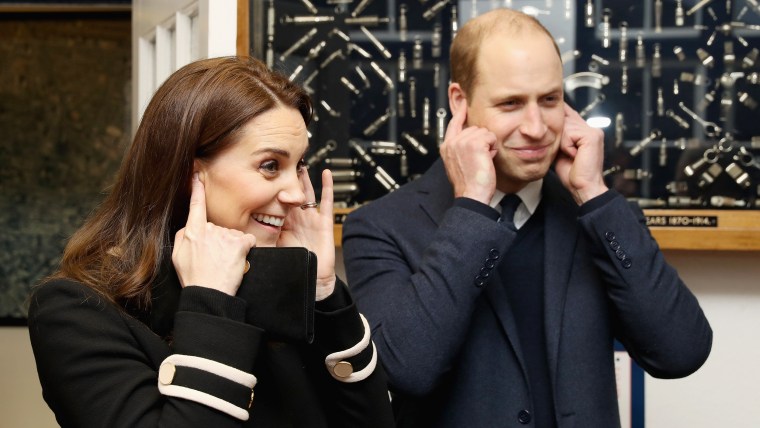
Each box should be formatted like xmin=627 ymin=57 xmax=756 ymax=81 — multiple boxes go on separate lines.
xmin=2 ymin=249 xmax=758 ymax=427
xmin=645 ymin=250 xmax=760 ymax=428
xmin=0 ymin=327 xmax=57 ymax=427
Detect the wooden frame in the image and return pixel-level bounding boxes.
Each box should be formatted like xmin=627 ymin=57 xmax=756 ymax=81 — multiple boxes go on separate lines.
xmin=333 ymin=208 xmax=760 ymax=250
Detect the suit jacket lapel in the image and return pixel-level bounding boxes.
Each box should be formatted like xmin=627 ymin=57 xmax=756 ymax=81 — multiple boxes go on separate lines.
xmin=415 ymin=159 xmax=531 ymax=375
xmin=541 ymin=172 xmax=580 ymax=383
xmin=416 ymin=159 xmax=455 ymax=226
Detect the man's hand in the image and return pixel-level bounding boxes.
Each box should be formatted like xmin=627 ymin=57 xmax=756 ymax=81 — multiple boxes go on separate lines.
xmin=439 ymin=103 xmax=498 ymax=204
xmin=555 ymin=104 xmax=609 ymax=205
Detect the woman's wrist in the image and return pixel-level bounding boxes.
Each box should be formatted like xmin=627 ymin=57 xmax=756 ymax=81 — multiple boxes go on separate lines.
xmin=315 ymin=275 xmax=337 ymax=301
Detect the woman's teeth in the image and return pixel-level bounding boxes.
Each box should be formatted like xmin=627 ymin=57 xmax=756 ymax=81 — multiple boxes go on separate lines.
xmin=254 ymin=214 xmax=284 ymax=227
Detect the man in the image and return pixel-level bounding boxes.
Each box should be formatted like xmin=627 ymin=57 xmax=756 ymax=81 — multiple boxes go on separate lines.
xmin=342 ymin=8 xmax=712 ymax=428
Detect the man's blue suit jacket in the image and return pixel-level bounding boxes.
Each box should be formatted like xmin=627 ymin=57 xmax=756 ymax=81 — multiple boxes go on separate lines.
xmin=343 ymin=159 xmax=712 ymax=428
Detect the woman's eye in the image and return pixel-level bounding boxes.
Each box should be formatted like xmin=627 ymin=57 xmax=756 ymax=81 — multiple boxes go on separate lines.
xmin=260 ymin=160 xmax=279 ymax=174
xmin=297 ymin=159 xmax=307 ymax=175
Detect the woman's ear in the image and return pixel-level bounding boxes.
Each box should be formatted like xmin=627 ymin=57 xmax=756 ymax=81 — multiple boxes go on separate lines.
xmin=448 ymin=82 xmax=468 ymax=121
xmin=192 ymin=159 xmax=205 ymax=184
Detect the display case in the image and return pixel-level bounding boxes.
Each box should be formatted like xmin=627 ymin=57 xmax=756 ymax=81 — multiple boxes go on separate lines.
xmin=248 ymin=0 xmax=760 ymax=250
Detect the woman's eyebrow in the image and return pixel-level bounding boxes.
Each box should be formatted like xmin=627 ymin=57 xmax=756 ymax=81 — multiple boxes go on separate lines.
xmin=250 ymin=147 xmax=290 ymax=157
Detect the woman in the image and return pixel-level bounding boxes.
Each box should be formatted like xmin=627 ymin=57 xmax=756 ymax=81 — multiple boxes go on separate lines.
xmin=27 ymin=56 xmax=394 ymax=427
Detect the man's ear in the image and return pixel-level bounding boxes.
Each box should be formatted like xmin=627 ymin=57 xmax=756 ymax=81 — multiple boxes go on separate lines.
xmin=448 ymin=83 xmax=467 ymax=121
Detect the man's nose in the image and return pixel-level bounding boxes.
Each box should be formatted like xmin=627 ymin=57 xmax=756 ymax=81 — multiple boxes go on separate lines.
xmin=519 ymin=104 xmax=548 ymax=139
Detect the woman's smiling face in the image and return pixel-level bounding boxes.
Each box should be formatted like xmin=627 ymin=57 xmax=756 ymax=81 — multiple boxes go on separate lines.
xmin=197 ymin=106 xmax=308 ymax=247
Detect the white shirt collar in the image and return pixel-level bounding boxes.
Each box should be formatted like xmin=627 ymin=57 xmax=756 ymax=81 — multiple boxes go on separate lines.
xmin=489 ymin=179 xmax=543 ymax=229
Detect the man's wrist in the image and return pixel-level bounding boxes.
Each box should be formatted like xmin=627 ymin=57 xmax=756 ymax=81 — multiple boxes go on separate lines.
xmin=574 ymin=183 xmax=609 ymax=205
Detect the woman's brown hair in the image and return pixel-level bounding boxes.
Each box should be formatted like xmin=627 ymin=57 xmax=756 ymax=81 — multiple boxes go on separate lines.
xmin=54 ymin=56 xmax=312 ymax=311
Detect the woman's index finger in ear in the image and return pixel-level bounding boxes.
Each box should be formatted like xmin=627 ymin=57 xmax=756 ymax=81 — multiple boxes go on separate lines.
xmin=186 ymin=173 xmax=208 ymax=228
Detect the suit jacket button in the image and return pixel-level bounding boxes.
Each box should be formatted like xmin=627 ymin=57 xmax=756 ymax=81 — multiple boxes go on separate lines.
xmin=605 ymin=231 xmax=616 ymax=241
xmin=489 ymin=249 xmax=500 ymax=259
xmin=622 ymin=258 xmax=633 ymax=269
xmin=517 ymin=409 xmax=531 ymax=424
xmin=485 ymin=259 xmax=496 ymax=269
xmin=609 ymin=240 xmax=620 ymax=250
xmin=615 ymin=248 xmax=626 ymax=260
xmin=474 ymin=276 xmax=486 ymax=287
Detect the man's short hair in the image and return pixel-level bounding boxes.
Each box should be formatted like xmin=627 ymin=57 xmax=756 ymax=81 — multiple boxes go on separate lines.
xmin=450 ymin=8 xmax=561 ymax=100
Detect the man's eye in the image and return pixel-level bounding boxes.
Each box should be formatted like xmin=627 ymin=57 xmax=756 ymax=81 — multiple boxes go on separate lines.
xmin=260 ymin=160 xmax=279 ymax=174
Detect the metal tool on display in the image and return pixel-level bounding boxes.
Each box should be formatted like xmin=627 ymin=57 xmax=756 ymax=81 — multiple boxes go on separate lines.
xmin=630 ymin=130 xmax=662 ymax=156
xmin=361 ymin=26 xmax=392 ymax=59
xmin=346 ymin=16 xmax=392 ymax=26
xmin=585 ymin=0 xmax=594 ymax=27
xmin=347 ymin=43 xmax=372 ymax=59
xmin=602 ymin=9 xmax=611 ymax=48
xmin=615 ymin=112 xmax=625 ymax=147
xmin=340 ymin=76 xmax=361 ymax=95
xmin=676 ymin=0 xmax=685 ymax=26
xmin=619 ymin=22 xmax=628 ymax=62
xmin=432 ymin=24 xmax=443 ymax=58
xmin=320 ymin=100 xmax=341 ymax=117
xmin=299 ymin=0 xmax=318 ymax=14
xmin=324 ymin=157 xmax=358 ymax=168
xmin=351 ymin=0 xmax=374 ymax=17
xmin=437 ymin=109 xmax=447 ymax=146
xmin=363 ymin=109 xmax=393 ymax=137
xmin=370 ymin=61 xmax=394 ymax=90
xmin=652 ymin=43 xmax=662 ymax=78
xmin=281 ymin=15 xmax=335 ymax=24
xmin=666 ymin=109 xmax=691 ymax=129
xmin=399 ymin=4 xmax=408 ymax=41
xmin=451 ymin=5 xmax=459 ymax=39
xmin=401 ymin=132 xmax=429 ymax=155
xmin=635 ymin=35 xmax=645 ymax=67
xmin=355 ymin=66 xmax=371 ymax=88
xmin=413 ymin=37 xmax=423 ymax=69
xmin=657 ymin=88 xmax=665 ymax=116
xmin=578 ymin=93 xmax=606 ymax=118
xmin=679 ymin=102 xmax=722 ymax=137
xmin=409 ymin=77 xmax=417 ymax=118
xmin=306 ymin=140 xmax=338 ymax=167
xmin=280 ymin=28 xmax=318 ymax=62
xmin=349 ymin=140 xmax=400 ymax=191
xmin=423 ymin=0 xmax=451 ymax=20
xmin=422 ymin=98 xmax=431 ymax=135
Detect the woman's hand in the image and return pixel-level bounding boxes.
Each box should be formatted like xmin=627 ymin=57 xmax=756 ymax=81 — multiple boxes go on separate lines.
xmin=172 ymin=173 xmax=257 ymax=296
xmin=278 ymin=169 xmax=336 ymax=300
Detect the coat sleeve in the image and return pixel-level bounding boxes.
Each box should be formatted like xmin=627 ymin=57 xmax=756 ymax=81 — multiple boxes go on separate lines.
xmin=27 ymin=279 xmax=264 ymax=428
xmin=307 ymin=279 xmax=396 ymax=428
xmin=342 ymin=201 xmax=515 ymax=395
xmin=578 ymin=191 xmax=713 ymax=378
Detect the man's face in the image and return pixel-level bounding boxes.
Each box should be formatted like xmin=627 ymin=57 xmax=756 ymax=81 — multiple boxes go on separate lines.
xmin=465 ymin=29 xmax=565 ymax=194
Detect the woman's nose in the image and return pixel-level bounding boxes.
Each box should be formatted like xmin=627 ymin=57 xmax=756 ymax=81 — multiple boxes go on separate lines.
xmin=278 ymin=173 xmax=307 ymax=206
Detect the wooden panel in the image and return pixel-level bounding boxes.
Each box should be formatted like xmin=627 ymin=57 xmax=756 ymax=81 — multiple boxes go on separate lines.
xmin=236 ymin=0 xmax=249 ymax=56
xmin=333 ymin=208 xmax=760 ymax=250
xmin=644 ymin=210 xmax=760 ymax=251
